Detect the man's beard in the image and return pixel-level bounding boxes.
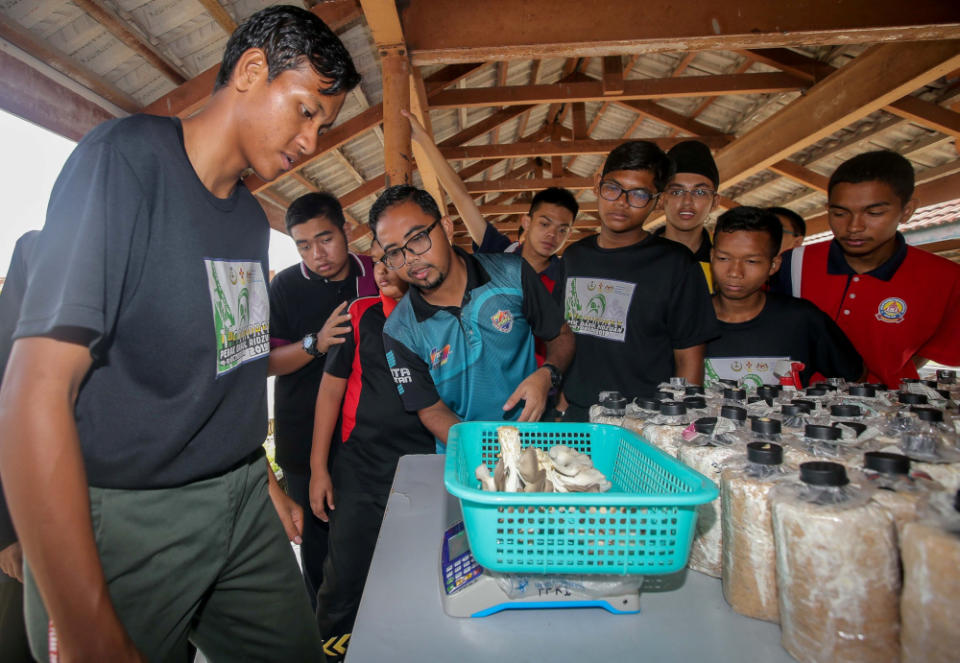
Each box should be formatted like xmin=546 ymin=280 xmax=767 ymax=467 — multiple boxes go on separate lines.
xmin=407 ymin=263 xmax=447 ymax=292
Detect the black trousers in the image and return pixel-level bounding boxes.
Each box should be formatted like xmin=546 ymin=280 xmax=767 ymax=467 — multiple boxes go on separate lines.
xmin=284 ymin=469 xmax=330 ymax=612
xmin=0 ymin=580 xmax=32 ymax=663
xmin=315 ymin=487 xmax=389 ymax=637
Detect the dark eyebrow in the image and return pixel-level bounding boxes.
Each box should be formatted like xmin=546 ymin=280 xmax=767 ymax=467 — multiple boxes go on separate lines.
xmin=402 ymin=224 xmax=430 ymax=240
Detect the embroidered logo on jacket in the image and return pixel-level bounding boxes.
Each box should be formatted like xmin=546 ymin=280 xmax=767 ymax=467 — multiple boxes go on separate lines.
xmin=876 ymin=297 xmax=907 ymax=324
xmin=490 ymin=309 xmax=514 ymax=333
xmin=430 ymin=344 xmax=451 ymax=368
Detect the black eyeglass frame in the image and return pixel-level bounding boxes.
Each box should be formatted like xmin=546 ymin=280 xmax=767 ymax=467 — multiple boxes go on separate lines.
xmin=597 ymin=180 xmax=660 ymax=209
xmin=379 ymin=217 xmax=443 ymax=270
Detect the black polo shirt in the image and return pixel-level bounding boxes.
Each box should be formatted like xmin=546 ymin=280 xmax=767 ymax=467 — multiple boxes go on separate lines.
xmin=324 ymin=294 xmax=434 ymax=491
xmin=269 ymin=253 xmax=377 ymax=473
xmin=653 ymin=225 xmax=713 ymax=263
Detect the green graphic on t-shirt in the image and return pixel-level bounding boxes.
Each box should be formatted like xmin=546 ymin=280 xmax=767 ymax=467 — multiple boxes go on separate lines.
xmin=205 ymin=259 xmax=269 ymax=376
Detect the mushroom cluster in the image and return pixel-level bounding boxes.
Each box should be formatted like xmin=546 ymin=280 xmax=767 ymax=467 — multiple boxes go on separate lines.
xmin=474 ymin=426 xmax=612 ymax=493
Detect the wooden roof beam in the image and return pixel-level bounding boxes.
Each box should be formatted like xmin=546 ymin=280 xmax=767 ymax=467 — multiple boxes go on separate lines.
xmin=73 ymin=0 xmax=187 ymax=85
xmin=441 ymin=136 xmax=730 ymax=161
xmin=400 ymin=0 xmax=960 ymax=64
xmin=197 ymin=0 xmax=238 ymax=34
xmin=715 ymin=40 xmax=960 ymax=189
xmin=0 ymin=18 xmax=139 ymax=114
xmin=429 ymin=72 xmax=806 ymax=108
xmin=465 ymin=176 xmax=594 ymax=194
xmin=767 ymin=160 xmax=830 ymax=193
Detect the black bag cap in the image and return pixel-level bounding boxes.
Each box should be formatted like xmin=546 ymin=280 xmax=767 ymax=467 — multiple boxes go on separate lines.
xmin=830 ymin=404 xmax=861 ymax=418
xmin=601 ymin=392 xmax=627 ymax=410
xmin=910 ymin=406 xmax=943 ymax=423
xmin=898 ymin=392 xmax=928 ymax=405
xmin=805 ymin=424 xmax=840 ymax=441
xmin=847 ymin=385 xmax=876 ymax=398
xmin=685 ymin=385 xmax=705 ymax=396
xmin=747 ymin=442 xmax=783 ymax=465
xmin=938 ymin=389 xmax=953 ymax=400
xmin=659 ymin=401 xmax=687 ymax=416
xmin=694 ymin=417 xmax=717 ymax=434
xmin=790 ymin=399 xmax=815 ymax=413
xmin=757 ymin=385 xmax=782 ymax=399
xmin=723 ymin=388 xmax=746 ymax=401
xmin=683 ymin=396 xmax=707 ymax=409
xmin=838 ymin=422 xmax=867 ymax=437
xmin=921 ymin=379 xmax=938 ymax=389
xmin=718 ymin=378 xmax=738 ymax=386
xmin=634 ymin=397 xmax=661 ymax=411
xmin=751 ymin=417 xmax=781 ymax=435
xmin=901 ymin=378 xmax=920 ymax=384
xmin=937 ymin=369 xmax=957 ymax=383
xmin=780 ymin=404 xmax=806 ymax=416
xmin=720 ymin=405 xmax=747 ymax=422
xmin=806 ymin=386 xmax=828 ymax=396
xmin=800 ymin=461 xmax=849 ymax=487
xmin=864 ymin=451 xmax=910 ymax=476
xmin=655 ymin=390 xmax=674 ymax=401
xmin=865 ymin=383 xmax=888 ymax=391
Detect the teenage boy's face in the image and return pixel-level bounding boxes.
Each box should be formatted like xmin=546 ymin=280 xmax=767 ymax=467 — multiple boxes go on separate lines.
xmin=369 ymin=243 xmax=408 ymax=301
xmin=827 ymin=181 xmax=915 ymax=259
xmin=375 ymin=201 xmax=454 ymax=293
xmin=661 ymin=172 xmax=718 ymax=233
xmin=595 ymin=169 xmax=659 ymax=234
xmin=291 ymin=215 xmax=349 ymax=279
xmin=521 ymin=202 xmax=575 ymax=258
xmin=711 ymin=230 xmax=781 ymax=301
xmin=240 ymin=58 xmax=346 ymax=181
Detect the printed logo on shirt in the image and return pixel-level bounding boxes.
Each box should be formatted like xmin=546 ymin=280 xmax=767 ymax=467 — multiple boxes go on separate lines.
xmin=563 ymin=277 xmax=636 ymax=342
xmin=386 ymin=350 xmax=406 ymax=394
xmin=430 ymin=344 xmax=451 ymax=368
xmin=490 ymin=309 xmax=514 ymax=333
xmin=876 ymin=297 xmax=907 ymax=324
xmin=204 ymin=259 xmax=270 ymax=377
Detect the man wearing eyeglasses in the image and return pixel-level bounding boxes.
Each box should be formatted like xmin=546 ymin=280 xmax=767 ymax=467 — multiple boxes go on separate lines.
xmin=556 ymin=141 xmax=719 ymax=421
xmin=654 ymin=140 xmax=721 ymax=292
xmin=371 ymin=185 xmax=575 ymax=446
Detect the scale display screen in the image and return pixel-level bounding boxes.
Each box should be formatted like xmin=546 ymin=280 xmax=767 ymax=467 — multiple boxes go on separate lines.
xmin=441 ymin=521 xmax=482 ymax=595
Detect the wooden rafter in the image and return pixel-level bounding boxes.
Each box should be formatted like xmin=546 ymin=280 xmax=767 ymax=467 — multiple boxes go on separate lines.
xmin=400 ymin=0 xmax=960 ymax=64
xmin=715 ymin=40 xmax=960 ymax=189
xmin=429 ymin=72 xmax=807 ymax=108
xmin=72 ymin=0 xmax=187 ymax=85
xmin=439 ymin=135 xmax=730 ymax=161
xmin=197 ymin=0 xmax=238 ymax=34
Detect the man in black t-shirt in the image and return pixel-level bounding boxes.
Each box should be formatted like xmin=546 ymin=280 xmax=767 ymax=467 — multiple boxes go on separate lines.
xmin=557 ymin=141 xmax=719 ymax=420
xmin=0 ymin=231 xmax=38 ymax=663
xmin=706 ymin=207 xmax=863 ymax=387
xmin=0 ymin=8 xmax=359 ymax=661
xmin=309 ymin=241 xmax=433 ymax=643
xmin=268 ymin=191 xmax=376 ymax=609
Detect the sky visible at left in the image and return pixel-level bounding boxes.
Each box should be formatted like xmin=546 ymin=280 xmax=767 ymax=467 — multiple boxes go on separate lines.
xmin=0 ymin=109 xmax=302 ymax=277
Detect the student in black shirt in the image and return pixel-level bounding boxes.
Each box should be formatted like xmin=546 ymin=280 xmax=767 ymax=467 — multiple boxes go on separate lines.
xmin=268 ymin=192 xmax=377 ymax=608
xmin=557 ymin=141 xmax=719 ymax=420
xmin=309 ymin=241 xmax=433 ymax=642
xmin=706 ymin=206 xmax=863 ymax=386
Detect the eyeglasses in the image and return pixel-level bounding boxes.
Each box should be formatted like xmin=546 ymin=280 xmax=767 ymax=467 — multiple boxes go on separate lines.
xmin=665 ymin=187 xmax=716 ymax=199
xmin=380 ymin=218 xmax=441 ymax=270
xmin=598 ymin=180 xmax=659 ymax=209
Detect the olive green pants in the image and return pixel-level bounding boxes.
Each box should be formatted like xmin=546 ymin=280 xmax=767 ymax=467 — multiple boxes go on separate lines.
xmin=24 ymin=453 xmax=325 ymax=662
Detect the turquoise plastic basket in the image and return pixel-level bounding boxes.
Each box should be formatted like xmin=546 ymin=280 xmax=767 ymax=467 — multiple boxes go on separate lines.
xmin=444 ymin=422 xmax=718 ymax=575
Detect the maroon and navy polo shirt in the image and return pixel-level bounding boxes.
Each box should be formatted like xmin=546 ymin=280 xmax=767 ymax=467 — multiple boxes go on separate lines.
xmin=778 ymin=234 xmax=960 ymax=388
xmin=324 ymin=293 xmax=434 ymax=491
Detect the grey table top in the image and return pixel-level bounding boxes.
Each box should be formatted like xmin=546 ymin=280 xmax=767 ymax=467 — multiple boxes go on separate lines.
xmin=346 ymin=454 xmax=792 ymax=663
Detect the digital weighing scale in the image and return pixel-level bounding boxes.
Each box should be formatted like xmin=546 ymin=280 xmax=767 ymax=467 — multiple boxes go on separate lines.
xmin=439 ymin=497 xmax=642 ymax=617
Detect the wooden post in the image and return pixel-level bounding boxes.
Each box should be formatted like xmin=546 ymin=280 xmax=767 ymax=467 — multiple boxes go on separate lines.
xmin=381 ymin=46 xmax=412 ymax=187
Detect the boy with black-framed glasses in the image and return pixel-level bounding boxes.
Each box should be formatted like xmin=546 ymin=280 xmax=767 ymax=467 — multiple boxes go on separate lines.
xmin=555 ymin=141 xmax=719 ymax=421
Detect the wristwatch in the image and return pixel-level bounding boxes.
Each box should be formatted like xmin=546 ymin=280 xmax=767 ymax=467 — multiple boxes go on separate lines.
xmin=541 ymin=362 xmax=563 ymax=389
xmin=302 ymin=332 xmax=324 ymax=358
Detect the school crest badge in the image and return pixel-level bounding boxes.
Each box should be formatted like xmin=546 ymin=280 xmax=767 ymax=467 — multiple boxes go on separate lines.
xmin=491 ymin=309 xmax=514 ymax=333
xmin=876 ymin=297 xmax=907 ymax=324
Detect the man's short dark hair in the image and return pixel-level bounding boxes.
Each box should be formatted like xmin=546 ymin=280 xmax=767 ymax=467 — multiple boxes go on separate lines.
xmin=828 ymin=150 xmax=915 ymax=205
xmin=601 ymin=141 xmax=674 ymax=192
xmin=715 ymin=206 xmax=783 ymax=259
xmin=214 ymin=5 xmax=361 ymax=95
xmin=529 ymin=187 xmax=579 ymax=219
xmin=285 ymin=192 xmax=347 ymax=233
xmin=368 ymin=185 xmax=442 ymax=241
xmin=766 ymin=206 xmax=806 ymax=238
